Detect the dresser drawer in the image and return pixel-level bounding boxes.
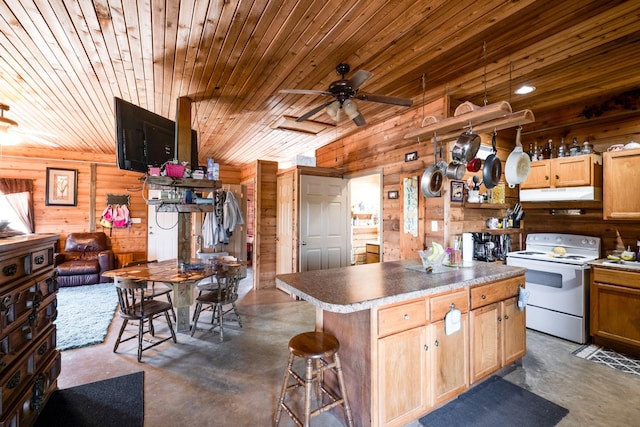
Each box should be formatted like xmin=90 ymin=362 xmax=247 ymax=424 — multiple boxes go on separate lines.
xmin=0 ymin=351 xmax=35 ymax=415
xmin=378 ymin=299 xmax=427 ymax=337
xmin=0 ymin=256 xmax=28 ymax=288
xmin=470 ymin=275 xmax=524 ymax=309
xmin=430 ymin=289 xmax=469 ymax=322
xmin=0 ymin=272 xmax=56 ymax=335
xmin=30 ymin=248 xmax=53 ymax=274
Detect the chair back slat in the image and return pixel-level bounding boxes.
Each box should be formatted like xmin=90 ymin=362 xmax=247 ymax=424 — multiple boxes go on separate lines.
xmin=115 ymin=278 xmax=148 ymax=315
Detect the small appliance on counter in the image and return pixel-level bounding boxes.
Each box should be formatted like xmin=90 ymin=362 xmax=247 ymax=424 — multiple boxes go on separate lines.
xmin=472 ymin=233 xmax=511 ymax=262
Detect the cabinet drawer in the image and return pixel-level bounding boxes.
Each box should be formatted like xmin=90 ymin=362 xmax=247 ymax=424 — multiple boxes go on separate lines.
xmin=378 ymin=299 xmax=427 ymax=337
xmin=0 ymin=256 xmax=28 ymax=287
xmin=470 ymin=275 xmax=524 ymax=309
xmin=0 ymin=271 xmax=56 ymax=335
xmin=430 ymin=289 xmax=469 ymax=321
xmin=0 ymin=351 xmax=35 ymax=415
xmin=31 ymin=248 xmax=53 ymax=273
xmin=593 ymin=267 xmax=640 ymax=290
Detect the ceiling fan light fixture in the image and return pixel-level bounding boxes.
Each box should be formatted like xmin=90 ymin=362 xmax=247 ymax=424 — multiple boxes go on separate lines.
xmin=325 ymin=100 xmax=340 ymax=120
xmin=514 ymin=85 xmax=536 ymax=95
xmin=343 ymin=99 xmax=360 ymax=119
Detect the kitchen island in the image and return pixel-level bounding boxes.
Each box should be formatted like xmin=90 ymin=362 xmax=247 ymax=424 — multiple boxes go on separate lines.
xmin=276 ymin=260 xmax=527 ymax=427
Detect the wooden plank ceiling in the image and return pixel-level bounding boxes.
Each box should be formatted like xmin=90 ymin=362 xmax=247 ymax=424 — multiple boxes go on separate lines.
xmin=0 ymin=0 xmax=638 ymax=166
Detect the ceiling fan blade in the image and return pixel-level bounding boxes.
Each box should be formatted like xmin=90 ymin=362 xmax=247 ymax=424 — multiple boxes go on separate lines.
xmin=352 ymin=113 xmax=366 ymax=127
xmin=347 ymin=70 xmax=373 ymax=90
xmin=356 ymin=93 xmax=413 ymax=106
xmin=280 ymin=89 xmax=332 ymax=96
xmin=296 ymin=100 xmax=336 ymax=122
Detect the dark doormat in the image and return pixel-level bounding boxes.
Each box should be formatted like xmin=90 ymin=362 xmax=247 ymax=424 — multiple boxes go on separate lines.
xmin=35 ymin=372 xmax=144 ymax=427
xmin=419 ymin=376 xmax=568 ymax=427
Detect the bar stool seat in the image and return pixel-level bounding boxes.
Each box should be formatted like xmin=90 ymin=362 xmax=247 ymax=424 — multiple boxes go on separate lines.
xmin=274 ymin=331 xmax=354 ymax=427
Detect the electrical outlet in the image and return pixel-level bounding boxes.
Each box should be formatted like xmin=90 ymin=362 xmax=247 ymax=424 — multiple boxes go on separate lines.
xmin=130 ymin=217 xmax=142 ymax=224
xmin=431 ymin=221 xmax=438 ymax=232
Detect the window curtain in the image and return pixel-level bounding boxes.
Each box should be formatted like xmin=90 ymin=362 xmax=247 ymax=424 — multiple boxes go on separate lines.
xmin=0 ymin=178 xmax=34 ymax=233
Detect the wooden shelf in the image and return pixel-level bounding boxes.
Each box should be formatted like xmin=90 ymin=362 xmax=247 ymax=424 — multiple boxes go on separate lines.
xmin=147 ymin=201 xmax=214 ymax=213
xmin=463 ymin=203 xmax=510 ymax=209
xmin=143 ymin=176 xmax=222 ymax=190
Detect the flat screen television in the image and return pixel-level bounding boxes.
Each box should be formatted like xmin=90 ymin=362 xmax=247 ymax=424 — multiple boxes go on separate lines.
xmin=115 ymin=97 xmax=199 ymax=173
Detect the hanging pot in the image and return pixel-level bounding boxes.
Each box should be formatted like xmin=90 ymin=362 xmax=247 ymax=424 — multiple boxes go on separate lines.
xmin=504 ymin=126 xmax=531 ymax=188
xmin=466 ymin=158 xmax=482 ymax=172
xmin=421 ymin=161 xmax=447 ymax=197
xmin=482 ymin=130 xmax=502 ymax=189
xmin=445 ymin=161 xmax=466 ymax=180
xmin=452 ymin=130 xmax=481 ymax=163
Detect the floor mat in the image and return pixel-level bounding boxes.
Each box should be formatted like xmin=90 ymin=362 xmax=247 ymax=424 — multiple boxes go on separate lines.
xmin=35 ymin=372 xmax=144 ymax=427
xmin=419 ymin=375 xmax=568 ymax=427
xmin=573 ymin=344 xmax=640 ymax=377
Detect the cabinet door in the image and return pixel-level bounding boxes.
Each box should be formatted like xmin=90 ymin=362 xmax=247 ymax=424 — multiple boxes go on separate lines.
xmin=378 ymin=326 xmax=430 ymax=426
xmin=603 ymin=149 xmax=640 ymax=220
xmin=431 ymin=315 xmax=469 ymax=406
xmin=502 ymin=297 xmax=526 ymax=366
xmin=554 ymin=156 xmax=592 ymax=187
xmin=591 ymin=282 xmax=640 ymax=348
xmin=519 ymin=160 xmax=550 ymax=189
xmin=469 ymin=303 xmax=501 ymax=384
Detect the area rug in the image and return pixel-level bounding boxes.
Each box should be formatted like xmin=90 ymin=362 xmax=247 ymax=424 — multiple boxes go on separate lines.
xmin=35 ymin=372 xmax=144 ymax=427
xmin=419 ymin=376 xmax=569 ymax=427
xmin=56 ymin=283 xmax=118 ymax=350
xmin=573 ymin=344 xmax=640 ymax=377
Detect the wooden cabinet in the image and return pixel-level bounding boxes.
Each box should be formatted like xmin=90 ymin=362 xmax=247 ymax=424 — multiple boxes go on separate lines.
xmin=520 ymin=154 xmax=602 ymax=189
xmin=469 ymin=276 xmax=526 ymax=384
xmin=366 ymin=243 xmax=380 ymax=264
xmin=0 ymin=234 xmax=61 ymax=427
xmin=603 ymin=148 xmax=640 ymax=220
xmin=428 ymin=290 xmax=469 ymax=406
xmin=590 ymin=266 xmax=640 ymax=356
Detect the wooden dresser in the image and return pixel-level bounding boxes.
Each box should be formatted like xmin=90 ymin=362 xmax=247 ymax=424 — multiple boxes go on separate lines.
xmin=0 ymin=234 xmax=61 ymax=427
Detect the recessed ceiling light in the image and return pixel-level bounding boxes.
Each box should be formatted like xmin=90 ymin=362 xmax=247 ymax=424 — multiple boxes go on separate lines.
xmin=515 ymin=85 xmax=536 ymax=95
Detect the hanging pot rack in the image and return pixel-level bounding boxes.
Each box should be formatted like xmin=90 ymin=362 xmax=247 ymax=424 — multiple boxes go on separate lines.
xmin=404 ymin=100 xmax=535 ymax=142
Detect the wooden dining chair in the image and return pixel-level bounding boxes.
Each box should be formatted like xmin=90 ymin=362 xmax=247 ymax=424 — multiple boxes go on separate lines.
xmin=190 ymin=264 xmax=243 ymax=341
xmin=113 ymin=278 xmax=177 ymax=362
xmin=123 ymin=259 xmax=176 ymax=321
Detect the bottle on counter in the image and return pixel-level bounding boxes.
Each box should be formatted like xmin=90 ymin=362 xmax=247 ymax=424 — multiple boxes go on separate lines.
xmin=557 ymin=137 xmax=567 ymax=157
xmin=542 ymin=139 xmax=552 ymax=159
xmin=569 ymin=137 xmax=580 ymax=156
xmin=581 ymin=141 xmax=593 ymax=155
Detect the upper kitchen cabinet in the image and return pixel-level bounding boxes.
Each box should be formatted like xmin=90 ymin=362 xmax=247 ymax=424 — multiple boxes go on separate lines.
xmin=603 ymin=148 xmax=640 ymax=220
xmin=520 ymin=154 xmax=602 ymax=189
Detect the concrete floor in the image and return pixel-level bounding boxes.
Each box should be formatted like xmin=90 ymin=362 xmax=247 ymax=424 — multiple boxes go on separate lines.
xmin=57 ymin=271 xmax=640 ymax=426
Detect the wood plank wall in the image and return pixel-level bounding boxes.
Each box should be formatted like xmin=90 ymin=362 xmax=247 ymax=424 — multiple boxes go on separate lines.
xmin=253 ymin=160 xmax=278 ymax=288
xmin=317 ymin=98 xmax=640 ymax=260
xmin=0 ymin=148 xmax=244 ymax=262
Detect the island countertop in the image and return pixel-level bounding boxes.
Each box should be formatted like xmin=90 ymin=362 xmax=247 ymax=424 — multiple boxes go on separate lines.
xmin=276 ymin=260 xmax=526 ymax=313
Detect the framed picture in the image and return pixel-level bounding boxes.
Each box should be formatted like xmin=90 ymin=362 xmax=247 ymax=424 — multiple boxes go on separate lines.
xmin=388 ymin=190 xmax=399 ymax=199
xmin=46 ymin=168 xmax=78 ymax=206
xmin=405 ymin=151 xmax=418 ymax=162
xmin=450 ymin=180 xmax=464 ymax=202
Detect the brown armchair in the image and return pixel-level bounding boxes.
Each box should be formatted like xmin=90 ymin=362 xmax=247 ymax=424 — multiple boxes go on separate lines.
xmin=54 ymin=232 xmax=115 ymax=287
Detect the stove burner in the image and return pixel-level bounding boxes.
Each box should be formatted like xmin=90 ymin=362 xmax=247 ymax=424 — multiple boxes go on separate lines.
xmin=558 ymin=255 xmax=587 ymax=260
xmin=517 ymin=251 xmax=546 ymax=255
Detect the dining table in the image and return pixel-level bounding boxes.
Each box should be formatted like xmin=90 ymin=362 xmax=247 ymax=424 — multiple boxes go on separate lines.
xmin=103 ymin=259 xmax=218 ymax=333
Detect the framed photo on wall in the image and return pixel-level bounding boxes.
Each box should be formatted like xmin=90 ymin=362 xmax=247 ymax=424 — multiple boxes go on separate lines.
xmin=450 ymin=180 xmax=464 ymax=202
xmin=46 ymin=167 xmax=78 ymax=206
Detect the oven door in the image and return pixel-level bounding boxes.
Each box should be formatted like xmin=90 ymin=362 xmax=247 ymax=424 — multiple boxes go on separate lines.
xmin=506 ymin=256 xmax=589 ymax=316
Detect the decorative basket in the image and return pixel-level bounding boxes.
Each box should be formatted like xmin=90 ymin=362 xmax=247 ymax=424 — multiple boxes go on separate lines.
xmin=165 ymin=163 xmax=185 ymax=178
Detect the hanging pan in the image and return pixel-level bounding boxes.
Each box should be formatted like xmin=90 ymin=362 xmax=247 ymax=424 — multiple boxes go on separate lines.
xmin=482 ymin=130 xmax=502 ymax=189
xmin=452 ymin=130 xmax=481 ymax=163
xmin=504 ymin=126 xmax=531 ymax=188
xmin=421 ymin=134 xmax=446 ymax=197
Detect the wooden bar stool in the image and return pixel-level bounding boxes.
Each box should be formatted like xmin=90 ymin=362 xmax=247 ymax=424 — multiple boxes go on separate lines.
xmin=274 ymin=331 xmax=354 ymax=427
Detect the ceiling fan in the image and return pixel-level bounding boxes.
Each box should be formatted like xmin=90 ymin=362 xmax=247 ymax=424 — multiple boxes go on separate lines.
xmin=0 ymin=103 xmax=58 ymax=147
xmin=280 ymin=63 xmax=413 ymax=126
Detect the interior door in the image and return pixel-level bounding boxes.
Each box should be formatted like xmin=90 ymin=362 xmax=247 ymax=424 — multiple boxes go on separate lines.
xmin=147 ymin=190 xmax=178 ymax=261
xmin=276 ymin=173 xmax=294 ymax=275
xmin=299 ymin=175 xmax=348 ymax=271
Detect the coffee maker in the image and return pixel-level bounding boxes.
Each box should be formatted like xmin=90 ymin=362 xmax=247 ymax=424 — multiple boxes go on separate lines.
xmin=472 ymin=233 xmax=511 ymax=262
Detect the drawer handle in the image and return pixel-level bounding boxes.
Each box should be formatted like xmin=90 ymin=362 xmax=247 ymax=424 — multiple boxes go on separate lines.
xmin=423 ymin=345 xmax=429 ymax=351
xmin=434 ymin=340 xmax=439 ymax=347
xmin=481 ymin=294 xmax=486 ymax=299
xmin=7 ymin=371 xmax=20 ymax=389
xmin=2 ymin=264 xmax=18 ymax=277
xmin=37 ymin=342 xmax=48 ymax=356
xmin=32 ymin=374 xmax=45 ymax=411
xmin=403 ymin=314 xmax=410 ymax=320
xmin=555 ymin=174 xmax=560 ymax=180
xmin=34 ymin=255 xmax=45 ymax=265
xmin=504 ymin=314 xmax=510 ymax=320
xmin=498 ymin=316 xmax=503 ymax=322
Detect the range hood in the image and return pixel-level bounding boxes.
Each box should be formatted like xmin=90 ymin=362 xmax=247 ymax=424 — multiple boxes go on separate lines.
xmin=519 ymin=186 xmax=602 ymax=202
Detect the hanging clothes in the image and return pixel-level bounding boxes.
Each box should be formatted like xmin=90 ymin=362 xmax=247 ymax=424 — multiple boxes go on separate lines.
xmin=223 ymin=190 xmax=244 ymax=238
xmin=201 ymin=192 xmax=225 ymax=247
